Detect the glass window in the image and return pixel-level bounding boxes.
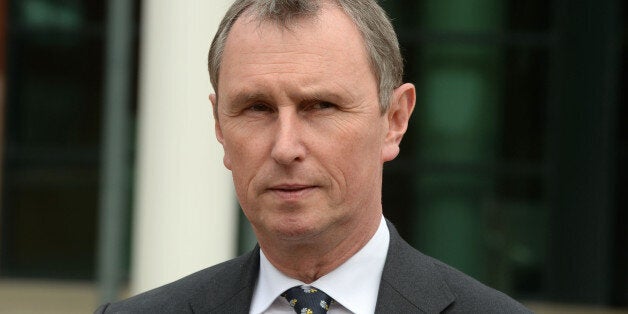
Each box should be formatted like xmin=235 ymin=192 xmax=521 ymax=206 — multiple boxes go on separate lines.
xmin=381 ymin=0 xmax=626 ymax=306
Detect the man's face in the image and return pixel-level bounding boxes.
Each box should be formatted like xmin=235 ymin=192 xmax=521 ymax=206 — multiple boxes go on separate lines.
xmin=212 ymin=5 xmax=402 ymax=242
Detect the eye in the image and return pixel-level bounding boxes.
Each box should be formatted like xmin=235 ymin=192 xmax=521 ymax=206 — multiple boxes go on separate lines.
xmin=310 ymin=101 xmax=336 ymax=110
xmin=248 ymin=103 xmax=272 ymax=112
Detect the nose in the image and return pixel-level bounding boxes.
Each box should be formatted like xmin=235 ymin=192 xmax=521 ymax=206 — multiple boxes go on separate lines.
xmin=270 ymin=110 xmax=306 ymax=165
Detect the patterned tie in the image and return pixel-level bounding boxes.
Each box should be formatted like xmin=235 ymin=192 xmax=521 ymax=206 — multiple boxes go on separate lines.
xmin=282 ymin=285 xmax=333 ymax=314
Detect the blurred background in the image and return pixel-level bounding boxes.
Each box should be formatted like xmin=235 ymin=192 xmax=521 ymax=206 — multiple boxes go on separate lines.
xmin=0 ymin=0 xmax=625 ymax=313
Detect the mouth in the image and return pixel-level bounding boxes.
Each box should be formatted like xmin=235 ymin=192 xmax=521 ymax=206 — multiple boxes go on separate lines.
xmin=267 ymin=184 xmax=318 ymax=200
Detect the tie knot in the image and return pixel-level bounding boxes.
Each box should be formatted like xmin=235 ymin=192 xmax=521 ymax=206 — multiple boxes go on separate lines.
xmin=282 ymin=285 xmax=333 ymax=314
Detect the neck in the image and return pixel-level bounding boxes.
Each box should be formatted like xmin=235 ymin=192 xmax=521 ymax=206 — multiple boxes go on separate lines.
xmin=258 ymin=213 xmax=382 ymax=283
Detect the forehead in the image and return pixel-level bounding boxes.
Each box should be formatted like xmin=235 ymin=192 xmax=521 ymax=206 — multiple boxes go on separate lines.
xmin=217 ymin=4 xmax=376 ymax=101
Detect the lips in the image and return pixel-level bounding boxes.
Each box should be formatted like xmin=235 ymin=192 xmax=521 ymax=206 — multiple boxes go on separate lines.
xmin=267 ymin=184 xmax=317 ymax=200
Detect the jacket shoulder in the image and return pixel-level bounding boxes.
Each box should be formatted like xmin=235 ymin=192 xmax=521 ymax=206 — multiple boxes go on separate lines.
xmin=429 ymin=257 xmax=532 ymax=313
xmin=95 ymin=249 xmax=259 ymax=313
xmin=380 ymin=221 xmax=532 ymax=313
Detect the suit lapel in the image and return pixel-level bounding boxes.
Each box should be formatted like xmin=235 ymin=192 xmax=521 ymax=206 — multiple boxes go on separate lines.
xmin=375 ymin=221 xmax=455 ymax=313
xmin=185 ymin=223 xmax=455 ymax=313
xmin=188 ymin=246 xmax=260 ymax=314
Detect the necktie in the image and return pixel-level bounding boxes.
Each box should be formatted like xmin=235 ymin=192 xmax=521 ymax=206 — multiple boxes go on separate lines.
xmin=282 ymin=285 xmax=333 ymax=314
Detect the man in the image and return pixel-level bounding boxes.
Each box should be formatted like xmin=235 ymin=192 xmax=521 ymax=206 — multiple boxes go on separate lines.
xmin=97 ymin=0 xmax=531 ymax=313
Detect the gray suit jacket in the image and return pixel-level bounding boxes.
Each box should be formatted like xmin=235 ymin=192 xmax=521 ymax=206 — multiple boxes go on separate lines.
xmin=96 ymin=221 xmax=531 ymax=313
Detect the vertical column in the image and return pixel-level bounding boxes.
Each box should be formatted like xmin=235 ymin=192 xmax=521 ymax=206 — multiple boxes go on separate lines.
xmin=0 ymin=0 xmax=6 ymax=227
xmin=415 ymin=0 xmax=504 ymax=281
xmin=547 ymin=0 xmax=619 ymax=304
xmin=132 ymin=0 xmax=236 ymax=294
xmin=98 ymin=0 xmax=135 ymax=303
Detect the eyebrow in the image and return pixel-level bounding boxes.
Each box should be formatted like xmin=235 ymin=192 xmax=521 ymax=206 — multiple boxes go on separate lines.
xmin=227 ymin=91 xmax=270 ymax=106
xmin=225 ymin=88 xmax=351 ymax=108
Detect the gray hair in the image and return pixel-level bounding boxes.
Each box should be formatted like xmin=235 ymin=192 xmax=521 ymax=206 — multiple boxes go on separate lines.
xmin=207 ymin=0 xmax=403 ymax=113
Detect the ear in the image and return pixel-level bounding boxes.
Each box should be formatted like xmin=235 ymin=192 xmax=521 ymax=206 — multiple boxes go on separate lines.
xmin=210 ymin=93 xmax=232 ymax=170
xmin=381 ymin=83 xmax=415 ymax=162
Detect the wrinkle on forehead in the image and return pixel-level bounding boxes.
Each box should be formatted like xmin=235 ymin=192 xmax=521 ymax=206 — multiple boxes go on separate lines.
xmin=221 ymin=2 xmax=371 ymax=79
xmin=218 ymin=1 xmax=377 ymax=112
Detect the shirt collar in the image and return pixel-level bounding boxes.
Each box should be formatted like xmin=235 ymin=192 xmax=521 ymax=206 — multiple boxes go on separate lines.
xmin=250 ymin=216 xmax=390 ymax=314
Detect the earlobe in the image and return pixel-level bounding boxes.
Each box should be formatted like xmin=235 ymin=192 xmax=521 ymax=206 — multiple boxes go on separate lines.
xmin=210 ymin=94 xmax=223 ymax=144
xmin=209 ymin=94 xmax=218 ymax=121
xmin=210 ymin=94 xmax=232 ymax=170
xmin=382 ymin=83 xmax=416 ymax=162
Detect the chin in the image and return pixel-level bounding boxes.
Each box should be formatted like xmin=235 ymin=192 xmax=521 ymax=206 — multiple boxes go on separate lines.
xmin=270 ymin=217 xmax=326 ymax=242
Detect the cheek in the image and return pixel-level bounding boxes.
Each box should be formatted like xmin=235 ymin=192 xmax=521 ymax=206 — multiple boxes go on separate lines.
xmin=222 ymin=121 xmax=268 ymax=164
xmin=321 ymin=124 xmax=383 ymax=189
xmin=227 ymin=143 xmax=261 ymax=171
xmin=222 ymin=133 xmax=267 ymax=194
xmin=228 ymin=159 xmax=260 ymax=214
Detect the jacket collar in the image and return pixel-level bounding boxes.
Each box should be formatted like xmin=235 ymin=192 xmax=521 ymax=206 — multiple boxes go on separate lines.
xmin=188 ymin=245 xmax=260 ymax=313
xmin=375 ymin=221 xmax=455 ymax=313
xmin=185 ymin=221 xmax=456 ymax=313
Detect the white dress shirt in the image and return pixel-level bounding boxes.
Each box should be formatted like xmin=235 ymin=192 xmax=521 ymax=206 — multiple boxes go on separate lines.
xmin=249 ymin=216 xmax=390 ymax=314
